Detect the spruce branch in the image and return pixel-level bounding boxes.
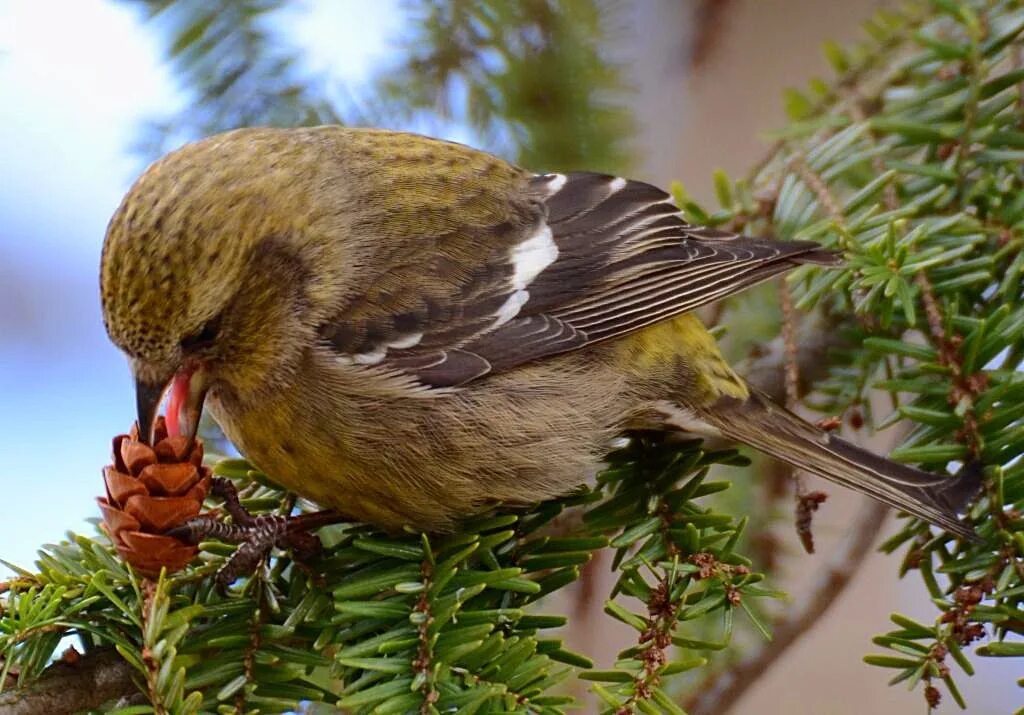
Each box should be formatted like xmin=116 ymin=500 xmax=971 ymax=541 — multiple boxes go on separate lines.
xmin=685 ymin=498 xmax=889 ymax=715
xmin=673 ymin=2 xmax=1024 ymax=709
xmin=2 ymin=438 xmax=772 ymax=713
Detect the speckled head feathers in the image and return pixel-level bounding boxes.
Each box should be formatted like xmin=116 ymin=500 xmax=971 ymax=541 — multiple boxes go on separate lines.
xmin=101 ymin=129 xmax=302 ymax=362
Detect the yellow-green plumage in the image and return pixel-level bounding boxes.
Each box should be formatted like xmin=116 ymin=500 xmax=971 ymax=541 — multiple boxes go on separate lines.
xmin=101 ymin=126 xmax=976 ymax=537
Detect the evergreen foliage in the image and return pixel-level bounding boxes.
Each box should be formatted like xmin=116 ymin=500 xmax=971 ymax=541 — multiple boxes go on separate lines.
xmin=127 ymin=0 xmax=632 ymax=173
xmin=2 ymin=439 xmax=767 ymax=713
xmin=683 ymin=1 xmax=1024 ymax=708
xmin=128 ymin=0 xmax=342 ymax=160
xmin=375 ymin=0 xmax=633 ymax=173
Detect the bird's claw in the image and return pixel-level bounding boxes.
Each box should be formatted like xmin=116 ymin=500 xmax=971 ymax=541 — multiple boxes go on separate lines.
xmin=164 ymin=477 xmax=343 ymax=591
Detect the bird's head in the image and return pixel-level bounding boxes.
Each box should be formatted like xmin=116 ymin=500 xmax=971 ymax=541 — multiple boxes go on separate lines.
xmin=100 ymin=129 xmax=337 ymax=444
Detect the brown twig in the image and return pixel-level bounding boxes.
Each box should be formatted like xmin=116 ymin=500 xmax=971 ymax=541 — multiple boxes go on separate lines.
xmin=795 ymin=491 xmax=829 ymax=554
xmin=0 ymin=649 xmax=139 ymax=715
xmin=793 ymin=156 xmax=844 ymax=221
xmin=685 ymin=499 xmax=889 ymax=715
xmin=0 ymin=577 xmax=42 ymax=600
xmin=690 ymin=0 xmax=737 ymax=69
xmin=744 ymin=309 xmax=845 ymax=560
xmin=236 ymin=599 xmax=262 ymax=712
xmin=778 ymin=278 xmax=826 ymax=552
xmin=139 ymin=582 xmax=166 ymax=715
xmin=413 ymin=555 xmax=438 ymax=713
xmin=778 ymin=281 xmax=801 ymax=410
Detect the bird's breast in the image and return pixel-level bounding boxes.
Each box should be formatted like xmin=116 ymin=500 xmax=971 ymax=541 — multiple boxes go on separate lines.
xmin=206 ymin=348 xmax=635 ymax=532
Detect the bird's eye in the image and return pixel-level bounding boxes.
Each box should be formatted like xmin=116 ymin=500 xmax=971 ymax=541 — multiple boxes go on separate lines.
xmin=180 ymin=315 xmax=221 ymax=352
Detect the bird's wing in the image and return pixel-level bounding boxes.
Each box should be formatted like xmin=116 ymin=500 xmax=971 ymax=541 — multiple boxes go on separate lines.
xmin=520 ymin=172 xmax=838 ymax=343
xmin=325 ymin=168 xmax=838 ymax=387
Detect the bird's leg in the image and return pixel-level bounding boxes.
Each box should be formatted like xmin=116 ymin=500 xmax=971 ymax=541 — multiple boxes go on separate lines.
xmin=211 ymin=475 xmax=259 ymax=527
xmin=165 ymin=477 xmax=345 ymax=589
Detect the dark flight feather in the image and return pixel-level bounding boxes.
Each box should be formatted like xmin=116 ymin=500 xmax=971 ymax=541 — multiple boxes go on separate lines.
xmin=696 ymin=389 xmax=980 ymax=540
xmin=388 ymin=172 xmax=839 ymax=387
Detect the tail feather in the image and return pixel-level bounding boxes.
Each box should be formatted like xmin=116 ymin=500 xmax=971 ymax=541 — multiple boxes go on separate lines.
xmin=695 ymin=388 xmax=980 ymax=540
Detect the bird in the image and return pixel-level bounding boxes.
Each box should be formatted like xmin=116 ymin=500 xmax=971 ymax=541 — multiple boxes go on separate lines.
xmin=100 ymin=125 xmax=977 ymax=542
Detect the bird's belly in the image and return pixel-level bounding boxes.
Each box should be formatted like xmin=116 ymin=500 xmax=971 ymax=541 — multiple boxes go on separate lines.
xmin=207 ymin=395 xmax=437 ymax=529
xmin=207 ymin=354 xmax=637 ymax=532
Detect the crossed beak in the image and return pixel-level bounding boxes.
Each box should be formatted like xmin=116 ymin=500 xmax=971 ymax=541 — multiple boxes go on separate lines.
xmin=135 ymin=365 xmax=210 ymax=445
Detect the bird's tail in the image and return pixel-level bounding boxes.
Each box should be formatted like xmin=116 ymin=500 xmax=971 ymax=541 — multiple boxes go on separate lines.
xmin=692 ymin=387 xmax=981 ymax=540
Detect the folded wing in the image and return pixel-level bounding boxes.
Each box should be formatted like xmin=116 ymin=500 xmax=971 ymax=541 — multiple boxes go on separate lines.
xmin=326 ymin=170 xmax=839 ymax=387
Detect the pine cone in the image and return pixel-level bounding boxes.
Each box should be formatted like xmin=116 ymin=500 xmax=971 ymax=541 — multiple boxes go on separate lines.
xmin=97 ymin=417 xmax=212 ymax=577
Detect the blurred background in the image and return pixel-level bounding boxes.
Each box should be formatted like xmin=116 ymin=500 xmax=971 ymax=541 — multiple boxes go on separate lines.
xmin=0 ymin=1 xmax=1016 ymax=712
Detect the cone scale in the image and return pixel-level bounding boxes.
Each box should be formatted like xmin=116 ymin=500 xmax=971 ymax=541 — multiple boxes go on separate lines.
xmin=97 ymin=417 xmax=211 ymax=576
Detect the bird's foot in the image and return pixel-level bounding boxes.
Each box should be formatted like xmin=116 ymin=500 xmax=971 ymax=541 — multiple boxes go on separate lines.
xmin=165 ymin=477 xmax=343 ymax=590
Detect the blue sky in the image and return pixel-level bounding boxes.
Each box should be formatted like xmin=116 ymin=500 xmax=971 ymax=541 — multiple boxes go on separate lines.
xmin=0 ymin=0 xmax=399 ymax=571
